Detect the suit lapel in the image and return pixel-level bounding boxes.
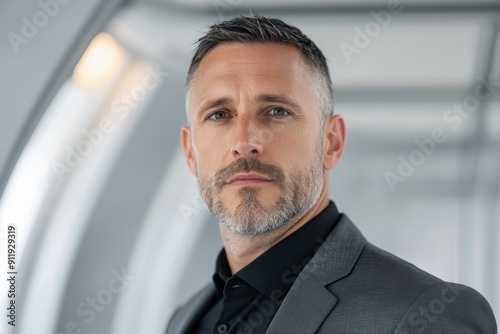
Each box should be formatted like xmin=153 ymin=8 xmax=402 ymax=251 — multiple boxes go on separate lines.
xmin=266 ymin=276 xmax=337 ymax=334
xmin=266 ymin=215 xmax=367 ymax=334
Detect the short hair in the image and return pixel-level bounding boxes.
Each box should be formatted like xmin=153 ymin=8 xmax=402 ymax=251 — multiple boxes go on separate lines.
xmin=186 ymin=14 xmax=334 ymax=125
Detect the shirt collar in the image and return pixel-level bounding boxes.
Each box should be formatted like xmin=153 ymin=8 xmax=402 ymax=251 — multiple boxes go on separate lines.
xmin=213 ymin=200 xmax=340 ymax=299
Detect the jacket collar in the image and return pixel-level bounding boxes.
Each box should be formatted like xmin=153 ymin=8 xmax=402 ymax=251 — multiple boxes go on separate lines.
xmin=265 ymin=214 xmax=366 ymax=333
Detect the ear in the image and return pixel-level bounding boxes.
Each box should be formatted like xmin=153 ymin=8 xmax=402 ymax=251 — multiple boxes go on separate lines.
xmin=322 ymin=115 xmax=346 ymax=170
xmin=181 ymin=126 xmax=197 ymax=176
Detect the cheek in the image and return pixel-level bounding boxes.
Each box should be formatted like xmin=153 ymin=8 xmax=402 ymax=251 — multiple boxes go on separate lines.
xmin=191 ymin=132 xmax=227 ymax=174
xmin=272 ymin=127 xmax=319 ymax=163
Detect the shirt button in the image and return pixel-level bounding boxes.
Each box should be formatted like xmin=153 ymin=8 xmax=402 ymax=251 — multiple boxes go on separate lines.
xmin=217 ymin=323 xmax=228 ymax=333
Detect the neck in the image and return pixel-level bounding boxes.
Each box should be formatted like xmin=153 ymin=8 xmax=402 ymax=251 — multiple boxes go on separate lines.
xmin=219 ymin=187 xmax=330 ymax=274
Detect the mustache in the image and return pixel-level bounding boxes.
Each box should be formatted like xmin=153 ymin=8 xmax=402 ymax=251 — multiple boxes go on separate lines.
xmin=214 ymin=157 xmax=285 ymax=189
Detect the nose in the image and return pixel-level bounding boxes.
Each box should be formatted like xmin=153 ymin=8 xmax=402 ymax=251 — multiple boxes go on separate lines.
xmin=231 ymin=116 xmax=264 ymax=158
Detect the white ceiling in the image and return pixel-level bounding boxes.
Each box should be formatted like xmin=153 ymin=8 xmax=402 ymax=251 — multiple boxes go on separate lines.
xmin=111 ymin=4 xmax=482 ymax=91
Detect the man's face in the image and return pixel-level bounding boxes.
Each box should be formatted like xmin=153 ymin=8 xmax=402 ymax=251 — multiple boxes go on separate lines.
xmin=182 ymin=42 xmax=327 ymax=235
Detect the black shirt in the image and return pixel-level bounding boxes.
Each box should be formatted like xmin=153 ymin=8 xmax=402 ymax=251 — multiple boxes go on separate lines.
xmin=192 ymin=201 xmax=340 ymax=334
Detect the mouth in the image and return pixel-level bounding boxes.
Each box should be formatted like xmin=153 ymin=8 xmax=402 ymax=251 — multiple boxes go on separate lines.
xmin=227 ymin=173 xmax=273 ymax=186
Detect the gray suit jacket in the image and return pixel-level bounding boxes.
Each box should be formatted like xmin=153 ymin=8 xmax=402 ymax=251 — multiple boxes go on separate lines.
xmin=166 ymin=215 xmax=497 ymax=333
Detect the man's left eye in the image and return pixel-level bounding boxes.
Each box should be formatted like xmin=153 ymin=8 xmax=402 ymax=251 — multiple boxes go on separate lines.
xmin=268 ymin=108 xmax=289 ymax=117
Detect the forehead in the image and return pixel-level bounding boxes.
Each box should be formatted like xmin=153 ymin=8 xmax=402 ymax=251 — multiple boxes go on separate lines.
xmin=188 ymin=42 xmax=314 ymax=107
xmin=196 ymin=42 xmax=307 ymax=76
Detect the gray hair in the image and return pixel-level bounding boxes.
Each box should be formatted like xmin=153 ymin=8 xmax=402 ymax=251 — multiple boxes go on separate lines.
xmin=185 ymin=14 xmax=334 ymax=125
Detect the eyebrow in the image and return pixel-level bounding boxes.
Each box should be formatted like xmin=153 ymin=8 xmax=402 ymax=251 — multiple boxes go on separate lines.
xmin=196 ymin=94 xmax=301 ymax=118
xmin=197 ymin=97 xmax=233 ymax=118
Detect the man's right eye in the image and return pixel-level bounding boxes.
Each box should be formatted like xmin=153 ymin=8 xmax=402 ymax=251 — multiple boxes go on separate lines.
xmin=208 ymin=111 xmax=229 ymax=120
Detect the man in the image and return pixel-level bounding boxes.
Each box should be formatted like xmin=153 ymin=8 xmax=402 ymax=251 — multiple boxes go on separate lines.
xmin=167 ymin=15 xmax=497 ymax=334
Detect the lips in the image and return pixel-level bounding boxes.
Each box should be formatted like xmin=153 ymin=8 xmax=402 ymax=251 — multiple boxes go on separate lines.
xmin=227 ymin=173 xmax=272 ymax=185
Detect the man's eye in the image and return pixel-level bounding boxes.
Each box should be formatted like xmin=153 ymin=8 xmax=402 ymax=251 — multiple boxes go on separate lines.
xmin=268 ymin=108 xmax=289 ymax=117
xmin=208 ymin=111 xmax=229 ymax=120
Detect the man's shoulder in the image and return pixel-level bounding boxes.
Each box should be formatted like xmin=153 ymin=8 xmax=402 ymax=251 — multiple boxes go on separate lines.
xmin=394 ymin=280 xmax=497 ymax=333
xmin=310 ymin=214 xmax=442 ymax=291
xmin=357 ymin=242 xmax=443 ymax=291
xmin=315 ymin=220 xmax=497 ymax=333
xmin=362 ymin=244 xmax=496 ymax=332
xmin=322 ymin=241 xmax=442 ymax=316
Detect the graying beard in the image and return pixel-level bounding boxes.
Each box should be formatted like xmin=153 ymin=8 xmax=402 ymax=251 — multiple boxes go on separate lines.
xmin=213 ymin=165 xmax=323 ymax=235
